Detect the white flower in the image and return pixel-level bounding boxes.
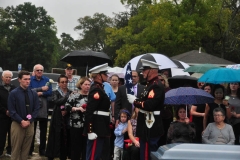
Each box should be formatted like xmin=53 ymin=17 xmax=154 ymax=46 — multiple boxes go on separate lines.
xmin=49 ymin=79 xmax=54 ymax=83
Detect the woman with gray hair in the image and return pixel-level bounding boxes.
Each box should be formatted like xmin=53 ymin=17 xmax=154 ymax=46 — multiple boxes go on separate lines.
xmin=202 ymin=108 xmax=235 ymax=144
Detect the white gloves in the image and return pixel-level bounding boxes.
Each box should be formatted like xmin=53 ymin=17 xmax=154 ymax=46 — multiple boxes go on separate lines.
xmin=88 ymin=132 xmax=98 ymax=140
xmin=127 ymin=94 xmax=137 ymax=104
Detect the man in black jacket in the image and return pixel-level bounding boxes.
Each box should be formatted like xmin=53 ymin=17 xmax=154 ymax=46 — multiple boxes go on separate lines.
xmin=114 ymin=71 xmax=144 ymax=126
xmin=0 ymin=70 xmax=16 ymax=157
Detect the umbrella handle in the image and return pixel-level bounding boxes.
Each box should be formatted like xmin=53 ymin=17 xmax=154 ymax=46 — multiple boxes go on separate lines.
xmin=186 ymin=105 xmax=188 ymax=118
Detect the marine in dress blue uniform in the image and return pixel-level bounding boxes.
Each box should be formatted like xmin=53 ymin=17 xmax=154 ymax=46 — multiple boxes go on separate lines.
xmin=127 ymin=59 xmax=165 ymax=160
xmin=84 ymin=63 xmax=111 ymax=160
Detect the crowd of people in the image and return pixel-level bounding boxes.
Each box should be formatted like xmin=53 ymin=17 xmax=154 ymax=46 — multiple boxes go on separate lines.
xmin=0 ymin=60 xmax=240 ymax=160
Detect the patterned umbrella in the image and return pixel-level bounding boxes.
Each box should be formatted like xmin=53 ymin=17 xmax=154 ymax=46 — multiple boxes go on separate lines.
xmin=164 ymin=87 xmax=214 ymax=105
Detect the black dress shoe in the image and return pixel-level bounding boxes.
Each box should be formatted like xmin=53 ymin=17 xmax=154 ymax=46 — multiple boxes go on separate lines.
xmin=39 ymin=151 xmax=45 ymax=156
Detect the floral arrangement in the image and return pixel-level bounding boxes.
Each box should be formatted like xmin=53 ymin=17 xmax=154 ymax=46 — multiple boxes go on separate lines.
xmin=45 ymin=79 xmax=54 ymax=86
xmin=82 ymin=104 xmax=87 ymax=109
xmin=60 ymin=105 xmax=65 ymax=109
xmin=26 ymin=114 xmax=32 ymax=120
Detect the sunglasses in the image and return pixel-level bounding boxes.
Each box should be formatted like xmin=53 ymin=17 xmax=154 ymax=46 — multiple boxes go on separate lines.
xmin=60 ymin=81 xmax=68 ymax=84
xmin=36 ymin=70 xmax=43 ymax=72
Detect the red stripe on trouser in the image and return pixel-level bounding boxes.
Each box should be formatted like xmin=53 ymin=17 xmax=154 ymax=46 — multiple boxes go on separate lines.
xmin=145 ymin=142 xmax=148 ymax=160
xmin=91 ymin=139 xmax=97 ymax=160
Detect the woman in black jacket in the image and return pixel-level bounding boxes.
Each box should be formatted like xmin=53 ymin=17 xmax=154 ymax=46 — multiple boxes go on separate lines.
xmin=45 ymin=75 xmax=72 ymax=160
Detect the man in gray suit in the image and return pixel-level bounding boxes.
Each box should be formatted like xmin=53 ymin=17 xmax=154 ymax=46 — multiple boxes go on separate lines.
xmin=114 ymin=71 xmax=144 ymax=126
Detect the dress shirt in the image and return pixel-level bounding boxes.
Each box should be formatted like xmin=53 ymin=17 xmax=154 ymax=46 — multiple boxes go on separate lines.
xmin=114 ymin=122 xmax=128 ymax=148
xmin=8 ymin=87 xmax=39 ymax=123
xmin=30 ymin=76 xmax=52 ymax=97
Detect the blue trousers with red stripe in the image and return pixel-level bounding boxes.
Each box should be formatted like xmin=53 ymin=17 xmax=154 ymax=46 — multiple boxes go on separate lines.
xmin=86 ymin=137 xmax=106 ymax=160
xmin=140 ymin=136 xmax=160 ymax=160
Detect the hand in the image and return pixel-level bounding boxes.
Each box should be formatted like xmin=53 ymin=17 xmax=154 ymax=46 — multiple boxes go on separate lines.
xmin=21 ymin=120 xmax=30 ymax=128
xmin=222 ymin=99 xmax=229 ymax=106
xmin=127 ymin=94 xmax=136 ymax=104
xmin=37 ymin=92 xmax=43 ymax=96
xmin=42 ymin=86 xmax=49 ymax=91
xmin=184 ymin=117 xmax=189 ymax=124
xmin=6 ymin=110 xmax=10 ymax=117
xmin=79 ymin=107 xmax=86 ymax=112
xmin=61 ymin=110 xmax=67 ymax=116
xmin=88 ymin=132 xmax=97 ymax=140
xmin=231 ymin=111 xmax=237 ymax=118
xmin=134 ymin=141 xmax=140 ymax=148
xmin=111 ymin=117 xmax=115 ymax=124
xmin=201 ymin=113 xmax=205 ymax=117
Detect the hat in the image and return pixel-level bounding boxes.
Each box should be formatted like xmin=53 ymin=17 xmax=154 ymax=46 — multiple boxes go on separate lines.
xmin=139 ymin=59 xmax=160 ymax=70
xmin=66 ymin=64 xmax=73 ymax=70
xmin=89 ymin=63 xmax=109 ymax=74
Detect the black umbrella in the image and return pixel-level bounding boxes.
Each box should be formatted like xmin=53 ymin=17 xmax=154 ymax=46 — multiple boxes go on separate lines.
xmin=61 ymin=50 xmax=113 ymax=68
xmin=168 ymin=75 xmax=198 ymax=89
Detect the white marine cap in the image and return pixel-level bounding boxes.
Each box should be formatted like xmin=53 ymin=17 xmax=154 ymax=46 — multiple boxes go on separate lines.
xmin=139 ymin=59 xmax=160 ymax=70
xmin=89 ymin=63 xmax=110 ymax=73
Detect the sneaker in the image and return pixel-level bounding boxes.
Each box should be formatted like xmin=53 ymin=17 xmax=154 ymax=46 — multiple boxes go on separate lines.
xmin=5 ymin=153 xmax=11 ymax=157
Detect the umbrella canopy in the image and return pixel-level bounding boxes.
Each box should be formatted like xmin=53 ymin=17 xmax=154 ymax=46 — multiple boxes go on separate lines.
xmin=184 ymin=64 xmax=220 ymax=73
xmin=226 ymin=64 xmax=240 ymax=69
xmin=171 ymin=68 xmax=190 ymax=77
xmin=60 ymin=50 xmax=113 ymax=67
xmin=122 ymin=53 xmax=178 ymax=73
xmin=108 ymin=67 xmax=124 ymax=78
xmin=164 ymin=87 xmax=214 ymax=105
xmin=198 ymin=68 xmax=240 ymax=84
xmin=168 ymin=75 xmax=198 ymax=89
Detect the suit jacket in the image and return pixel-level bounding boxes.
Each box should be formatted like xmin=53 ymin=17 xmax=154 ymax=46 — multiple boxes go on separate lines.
xmin=0 ymin=83 xmax=16 ymax=119
xmin=114 ymin=84 xmax=144 ymax=119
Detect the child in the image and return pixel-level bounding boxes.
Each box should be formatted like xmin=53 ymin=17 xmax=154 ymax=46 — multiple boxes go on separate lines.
xmin=113 ymin=109 xmax=130 ymax=160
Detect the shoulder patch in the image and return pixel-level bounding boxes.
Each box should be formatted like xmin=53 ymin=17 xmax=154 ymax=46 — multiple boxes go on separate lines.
xmin=148 ymin=89 xmax=155 ymax=98
xmin=93 ymin=92 xmax=100 ymax=99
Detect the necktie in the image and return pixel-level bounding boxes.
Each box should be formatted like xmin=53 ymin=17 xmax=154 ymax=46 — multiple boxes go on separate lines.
xmin=24 ymin=90 xmax=30 ymax=114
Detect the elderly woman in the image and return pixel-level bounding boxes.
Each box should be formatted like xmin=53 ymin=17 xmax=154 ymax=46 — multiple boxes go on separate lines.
xmin=167 ymin=105 xmax=195 ymax=143
xmin=65 ymin=76 xmax=91 ymax=160
xmin=46 ymin=75 xmax=72 ymax=160
xmin=202 ymin=107 xmax=235 ymax=144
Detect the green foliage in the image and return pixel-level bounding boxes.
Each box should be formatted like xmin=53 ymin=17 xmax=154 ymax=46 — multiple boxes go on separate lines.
xmin=0 ymin=2 xmax=59 ymax=71
xmin=105 ymin=0 xmax=240 ymax=66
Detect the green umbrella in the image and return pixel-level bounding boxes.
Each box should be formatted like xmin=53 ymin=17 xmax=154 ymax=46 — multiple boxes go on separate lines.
xmin=184 ymin=63 xmax=220 ymax=73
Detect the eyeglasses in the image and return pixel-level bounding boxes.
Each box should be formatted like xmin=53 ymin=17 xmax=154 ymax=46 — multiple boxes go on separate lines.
xmin=214 ymin=114 xmax=223 ymax=117
xmin=159 ymin=79 xmax=164 ymax=81
xmin=60 ymin=81 xmax=68 ymax=84
xmin=36 ymin=70 xmax=43 ymax=72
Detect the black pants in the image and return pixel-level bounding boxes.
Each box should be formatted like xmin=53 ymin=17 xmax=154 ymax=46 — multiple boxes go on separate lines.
xmin=0 ymin=118 xmax=11 ymax=154
xmin=30 ymin=118 xmax=48 ymax=154
xmin=233 ymin=123 xmax=240 ymax=145
xmin=124 ymin=145 xmax=140 ymax=160
xmin=70 ymin=127 xmax=87 ymax=160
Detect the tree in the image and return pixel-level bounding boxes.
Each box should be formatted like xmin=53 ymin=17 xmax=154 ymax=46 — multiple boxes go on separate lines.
xmin=74 ymin=13 xmax=113 ymax=52
xmin=0 ymin=2 xmax=59 ymax=71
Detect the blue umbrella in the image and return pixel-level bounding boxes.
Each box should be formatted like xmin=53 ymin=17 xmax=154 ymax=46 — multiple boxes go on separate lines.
xmin=165 ymin=87 xmax=214 ymax=105
xmin=198 ymin=68 xmax=240 ymax=84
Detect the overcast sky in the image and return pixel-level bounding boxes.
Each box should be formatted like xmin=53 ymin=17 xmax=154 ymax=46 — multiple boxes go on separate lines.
xmin=1 ymin=0 xmax=127 ymax=40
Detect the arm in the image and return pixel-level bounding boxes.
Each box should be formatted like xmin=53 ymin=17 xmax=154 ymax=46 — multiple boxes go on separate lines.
xmin=167 ymin=123 xmax=174 ymax=143
xmin=202 ymin=124 xmax=213 ymax=144
xmin=30 ymin=91 xmax=40 ymax=123
xmin=8 ymin=92 xmax=23 ymax=123
xmin=227 ymin=125 xmax=235 ymax=145
xmin=191 ymin=105 xmax=204 ymax=117
xmin=127 ymin=120 xmax=139 ymax=146
xmin=52 ymin=91 xmax=69 ymax=106
xmin=203 ymin=103 xmax=209 ymax=130
xmin=114 ymin=124 xmax=126 ymax=137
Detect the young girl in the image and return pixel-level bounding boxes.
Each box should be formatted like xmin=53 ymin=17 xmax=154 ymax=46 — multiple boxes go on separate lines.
xmin=113 ymin=109 xmax=130 ymax=160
